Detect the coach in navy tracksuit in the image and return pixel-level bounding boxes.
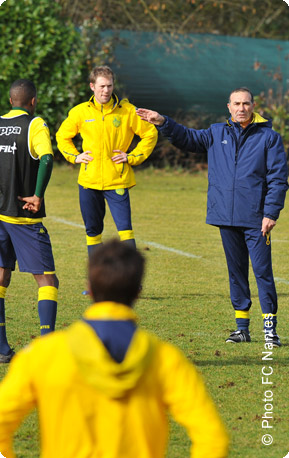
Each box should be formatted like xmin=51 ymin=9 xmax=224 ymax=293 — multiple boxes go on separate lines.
xmin=137 ymin=87 xmax=288 ymax=346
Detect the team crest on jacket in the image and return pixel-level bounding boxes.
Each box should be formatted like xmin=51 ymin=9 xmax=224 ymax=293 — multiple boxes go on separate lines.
xmin=113 ymin=115 xmax=121 ymax=128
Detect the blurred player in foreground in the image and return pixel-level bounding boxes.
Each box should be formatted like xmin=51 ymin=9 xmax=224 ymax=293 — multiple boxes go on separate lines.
xmin=0 ymin=79 xmax=58 ymax=364
xmin=0 ymin=240 xmax=229 ymax=458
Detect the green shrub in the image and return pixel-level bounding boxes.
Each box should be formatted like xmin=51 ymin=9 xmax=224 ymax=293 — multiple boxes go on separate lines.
xmin=0 ymin=0 xmax=113 ymax=156
xmin=255 ymin=89 xmax=289 ymax=157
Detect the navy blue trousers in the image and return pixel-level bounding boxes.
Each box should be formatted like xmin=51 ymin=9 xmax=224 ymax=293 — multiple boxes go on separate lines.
xmin=79 ymin=185 xmax=133 ymax=237
xmin=219 ymin=226 xmax=277 ymax=315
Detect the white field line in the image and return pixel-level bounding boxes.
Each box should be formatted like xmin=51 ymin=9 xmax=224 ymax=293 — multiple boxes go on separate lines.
xmin=274 ymin=277 xmax=289 ymax=285
xmin=138 ymin=240 xmax=201 ymax=259
xmin=49 ymin=216 xmax=84 ymax=229
xmin=49 ymin=216 xmax=201 ymax=259
xmin=49 ymin=216 xmax=289 ymax=282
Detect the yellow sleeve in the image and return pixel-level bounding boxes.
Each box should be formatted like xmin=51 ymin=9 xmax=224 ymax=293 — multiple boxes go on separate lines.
xmin=159 ymin=343 xmax=229 ymax=458
xmin=0 ymin=348 xmax=37 ymax=458
xmin=126 ymin=106 xmax=158 ymax=167
xmin=29 ymin=117 xmax=54 ymax=159
xmin=56 ymin=107 xmax=81 ymax=164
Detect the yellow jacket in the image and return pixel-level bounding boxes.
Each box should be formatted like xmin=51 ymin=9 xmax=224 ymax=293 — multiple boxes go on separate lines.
xmin=0 ymin=302 xmax=229 ymax=458
xmin=56 ymin=95 xmax=158 ymax=190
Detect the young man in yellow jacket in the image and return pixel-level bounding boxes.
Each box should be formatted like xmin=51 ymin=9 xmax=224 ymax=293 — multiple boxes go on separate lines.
xmin=56 ymin=66 xmax=158 ymax=255
xmin=0 ymin=240 xmax=229 ymax=458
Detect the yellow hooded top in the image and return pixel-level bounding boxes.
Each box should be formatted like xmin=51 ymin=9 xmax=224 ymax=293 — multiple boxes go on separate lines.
xmin=0 ymin=302 xmax=229 ymax=458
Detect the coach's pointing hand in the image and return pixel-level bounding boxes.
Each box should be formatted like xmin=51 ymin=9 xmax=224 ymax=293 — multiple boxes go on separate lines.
xmin=136 ymin=108 xmax=165 ymax=126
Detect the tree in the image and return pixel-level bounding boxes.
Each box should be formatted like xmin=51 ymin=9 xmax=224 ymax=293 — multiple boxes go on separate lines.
xmin=0 ymin=0 xmax=114 ymax=151
xmin=71 ymin=0 xmax=289 ymax=40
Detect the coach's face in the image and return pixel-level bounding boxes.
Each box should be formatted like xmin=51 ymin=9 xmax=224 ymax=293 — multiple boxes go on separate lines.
xmin=90 ymin=76 xmax=114 ymax=105
xmin=227 ymin=91 xmax=255 ymax=128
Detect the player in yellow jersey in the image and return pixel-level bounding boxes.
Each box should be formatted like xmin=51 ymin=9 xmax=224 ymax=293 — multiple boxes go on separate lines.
xmin=56 ymin=66 xmax=157 ymax=260
xmin=0 ymin=79 xmax=58 ymax=363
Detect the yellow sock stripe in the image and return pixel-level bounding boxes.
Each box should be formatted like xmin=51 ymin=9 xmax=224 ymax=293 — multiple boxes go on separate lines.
xmin=0 ymin=286 xmax=7 ymax=299
xmin=86 ymin=234 xmax=102 ymax=246
xmin=0 ymin=323 xmax=5 ymax=327
xmin=262 ymin=313 xmax=277 ymax=318
xmin=38 ymin=286 xmax=58 ymax=302
xmin=235 ymin=310 xmax=250 ymax=319
xmin=118 ymin=230 xmax=135 ymax=241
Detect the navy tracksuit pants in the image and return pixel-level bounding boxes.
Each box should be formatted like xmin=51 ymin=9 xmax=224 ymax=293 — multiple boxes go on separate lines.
xmin=219 ymin=226 xmax=277 ymax=315
xmin=79 ymin=185 xmax=133 ymax=236
xmin=78 ymin=185 xmax=136 ymax=252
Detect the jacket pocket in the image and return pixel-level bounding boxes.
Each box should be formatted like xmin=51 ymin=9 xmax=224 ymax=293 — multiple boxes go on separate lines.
xmin=207 ymin=183 xmax=233 ymax=223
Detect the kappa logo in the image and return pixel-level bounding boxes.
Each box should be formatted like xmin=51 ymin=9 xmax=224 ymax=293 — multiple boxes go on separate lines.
xmin=0 ymin=142 xmax=17 ymax=154
xmin=0 ymin=126 xmax=21 ymax=136
xmin=221 ymin=140 xmax=228 ymax=145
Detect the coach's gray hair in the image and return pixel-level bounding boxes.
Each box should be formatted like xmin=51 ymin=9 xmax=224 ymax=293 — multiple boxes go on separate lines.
xmin=228 ymin=87 xmax=254 ymax=103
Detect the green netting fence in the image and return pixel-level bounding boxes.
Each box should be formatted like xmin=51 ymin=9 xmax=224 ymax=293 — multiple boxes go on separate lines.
xmin=102 ymin=30 xmax=289 ymax=117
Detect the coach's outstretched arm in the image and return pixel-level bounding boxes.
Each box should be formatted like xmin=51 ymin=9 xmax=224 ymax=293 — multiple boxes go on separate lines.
xmin=137 ymin=108 xmax=208 ymax=154
xmin=136 ymin=108 xmax=165 ymax=126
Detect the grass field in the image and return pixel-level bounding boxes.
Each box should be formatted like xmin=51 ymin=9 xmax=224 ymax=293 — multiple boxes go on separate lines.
xmin=0 ymin=164 xmax=289 ymax=457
